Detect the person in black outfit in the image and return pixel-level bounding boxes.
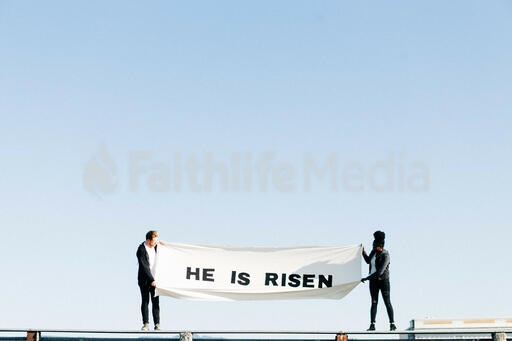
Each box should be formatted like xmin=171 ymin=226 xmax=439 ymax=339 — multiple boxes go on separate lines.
xmin=361 ymin=231 xmax=396 ymax=331
xmin=137 ymin=230 xmax=165 ymax=331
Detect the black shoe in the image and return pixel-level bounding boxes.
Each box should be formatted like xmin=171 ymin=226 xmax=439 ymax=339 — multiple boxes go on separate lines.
xmin=367 ymin=323 xmax=376 ymax=331
xmin=390 ymin=323 xmax=397 ymax=331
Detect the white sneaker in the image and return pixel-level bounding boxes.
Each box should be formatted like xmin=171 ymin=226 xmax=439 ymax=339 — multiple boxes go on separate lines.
xmin=154 ymin=323 xmax=161 ymax=331
xmin=141 ymin=323 xmax=149 ymax=331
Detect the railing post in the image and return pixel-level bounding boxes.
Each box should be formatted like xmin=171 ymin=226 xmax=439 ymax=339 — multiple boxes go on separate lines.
xmin=180 ymin=331 xmax=193 ymax=341
xmin=336 ymin=333 xmax=347 ymax=341
xmin=493 ymin=332 xmax=506 ymax=341
xmin=26 ymin=331 xmax=40 ymax=341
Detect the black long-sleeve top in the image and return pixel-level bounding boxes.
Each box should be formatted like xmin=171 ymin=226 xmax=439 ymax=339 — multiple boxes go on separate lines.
xmin=137 ymin=242 xmax=158 ymax=286
xmin=362 ymin=248 xmax=390 ymax=281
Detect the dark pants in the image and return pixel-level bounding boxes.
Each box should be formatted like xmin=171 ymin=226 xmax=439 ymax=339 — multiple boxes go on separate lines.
xmin=369 ymin=278 xmax=394 ymax=323
xmin=139 ymin=284 xmax=160 ymax=325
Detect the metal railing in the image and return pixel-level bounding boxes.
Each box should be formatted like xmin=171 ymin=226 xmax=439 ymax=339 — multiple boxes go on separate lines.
xmin=0 ymin=328 xmax=510 ymax=341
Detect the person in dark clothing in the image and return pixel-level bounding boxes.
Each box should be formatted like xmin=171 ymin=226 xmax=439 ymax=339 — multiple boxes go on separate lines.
xmin=361 ymin=231 xmax=396 ymax=331
xmin=137 ymin=230 xmax=166 ymax=331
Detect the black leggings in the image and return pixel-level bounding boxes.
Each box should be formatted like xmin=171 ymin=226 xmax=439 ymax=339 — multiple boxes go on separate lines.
xmin=369 ymin=279 xmax=394 ymax=323
xmin=139 ymin=284 xmax=160 ymax=324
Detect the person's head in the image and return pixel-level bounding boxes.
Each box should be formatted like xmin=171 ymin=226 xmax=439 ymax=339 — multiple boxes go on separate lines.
xmin=372 ymin=239 xmax=384 ymax=252
xmin=145 ymin=230 xmax=158 ymax=247
xmin=372 ymin=230 xmax=385 ymax=251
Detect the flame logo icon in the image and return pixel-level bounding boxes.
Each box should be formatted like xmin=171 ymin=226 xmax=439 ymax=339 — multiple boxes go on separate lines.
xmin=83 ymin=142 xmax=118 ymax=198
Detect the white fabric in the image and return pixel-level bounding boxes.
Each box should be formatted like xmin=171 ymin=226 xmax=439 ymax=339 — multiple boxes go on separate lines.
xmin=144 ymin=243 xmax=156 ymax=276
xmin=154 ymin=242 xmax=361 ymax=301
xmin=370 ymin=253 xmax=376 ymax=275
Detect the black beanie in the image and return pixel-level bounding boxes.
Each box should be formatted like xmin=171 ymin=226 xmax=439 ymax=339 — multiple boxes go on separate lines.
xmin=373 ymin=230 xmax=385 ymax=241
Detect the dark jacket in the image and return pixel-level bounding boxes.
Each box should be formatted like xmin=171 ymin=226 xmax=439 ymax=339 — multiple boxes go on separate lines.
xmin=137 ymin=242 xmax=158 ymax=286
xmin=362 ymin=248 xmax=390 ymax=281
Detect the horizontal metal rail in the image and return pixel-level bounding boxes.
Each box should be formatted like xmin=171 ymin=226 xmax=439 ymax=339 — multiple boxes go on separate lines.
xmin=1 ymin=328 xmax=512 ymax=334
xmin=1 ymin=327 xmax=511 ymax=341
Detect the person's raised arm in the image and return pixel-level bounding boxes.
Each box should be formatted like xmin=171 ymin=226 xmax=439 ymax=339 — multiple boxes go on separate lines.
xmin=362 ymin=246 xmax=371 ymax=264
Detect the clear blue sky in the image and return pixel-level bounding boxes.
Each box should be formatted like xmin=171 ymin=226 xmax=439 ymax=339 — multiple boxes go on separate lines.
xmin=1 ymin=0 xmax=511 ymax=331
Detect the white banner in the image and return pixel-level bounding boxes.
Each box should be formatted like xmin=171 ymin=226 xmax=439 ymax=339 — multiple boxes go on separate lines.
xmin=154 ymin=243 xmax=361 ymax=301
